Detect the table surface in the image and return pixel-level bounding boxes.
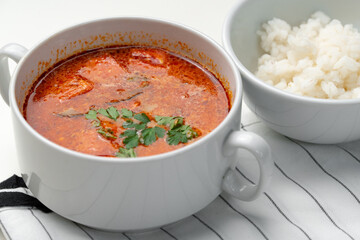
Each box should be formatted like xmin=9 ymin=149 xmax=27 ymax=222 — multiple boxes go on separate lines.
xmin=0 ymin=0 xmax=239 ymax=238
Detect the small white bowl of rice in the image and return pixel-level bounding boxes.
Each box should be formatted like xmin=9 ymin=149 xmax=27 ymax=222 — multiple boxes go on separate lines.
xmin=223 ymin=0 xmax=360 ymax=144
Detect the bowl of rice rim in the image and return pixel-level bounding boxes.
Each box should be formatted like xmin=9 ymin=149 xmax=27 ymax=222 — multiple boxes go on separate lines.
xmin=223 ymin=0 xmax=360 ymax=144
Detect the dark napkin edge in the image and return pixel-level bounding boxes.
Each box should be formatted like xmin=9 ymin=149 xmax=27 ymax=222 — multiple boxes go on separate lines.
xmin=0 ymin=175 xmax=51 ymax=213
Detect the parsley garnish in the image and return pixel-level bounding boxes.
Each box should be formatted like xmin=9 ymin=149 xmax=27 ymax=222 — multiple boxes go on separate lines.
xmin=97 ymin=128 xmax=117 ymax=139
xmin=123 ymin=120 xmax=136 ymax=128
xmin=85 ymin=107 xmax=199 ymax=157
xmin=85 ymin=110 xmax=98 ymax=120
xmin=121 ymin=108 xmax=133 ymax=118
xmin=167 ymin=124 xmax=197 ymax=145
xmin=155 ymin=116 xmax=183 ymax=129
xmin=121 ymin=113 xmax=161 ymax=147
xmin=134 ymin=113 xmax=150 ymax=123
xmin=98 ymin=107 xmax=120 ymax=121
xmin=120 ymin=129 xmax=137 ymax=137
xmin=120 ymin=112 xmax=165 ymax=147
xmin=86 ymin=108 xmax=118 ymax=139
xmin=116 ymin=147 xmax=136 ymax=158
xmin=120 ymin=129 xmax=139 ymax=149
xmin=155 ymin=115 xmax=196 ymax=144
xmin=135 ymin=123 xmax=147 ymax=130
xmin=123 ymin=120 xmax=146 ymax=130
xmin=123 ymin=135 xmax=140 ymax=149
xmin=85 ymin=110 xmax=100 ymax=127
xmin=141 ymin=126 xmax=166 ymax=146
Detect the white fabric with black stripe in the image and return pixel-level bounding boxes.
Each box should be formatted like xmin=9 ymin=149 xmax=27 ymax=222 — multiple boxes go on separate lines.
xmin=1 ymin=106 xmax=360 ymax=240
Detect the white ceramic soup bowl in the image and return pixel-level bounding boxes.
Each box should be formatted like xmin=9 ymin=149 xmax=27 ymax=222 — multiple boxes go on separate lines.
xmin=0 ymin=17 xmax=273 ymax=231
xmin=223 ymin=0 xmax=360 ymax=144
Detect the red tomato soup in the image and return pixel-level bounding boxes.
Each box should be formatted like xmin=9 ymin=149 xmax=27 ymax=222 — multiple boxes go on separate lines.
xmin=23 ymin=46 xmax=230 ymax=157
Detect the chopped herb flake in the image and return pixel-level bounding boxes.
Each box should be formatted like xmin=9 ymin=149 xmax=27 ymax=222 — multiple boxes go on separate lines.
xmin=116 ymin=147 xmax=136 ymax=158
xmin=121 ymin=108 xmax=133 ymax=118
xmin=97 ymin=129 xmax=117 ymax=139
xmin=120 ymin=129 xmax=137 ymax=137
xmin=123 ymin=120 xmax=136 ymax=129
xmin=141 ymin=128 xmax=157 ymax=146
xmin=85 ymin=110 xmax=98 ymax=120
xmin=155 ymin=116 xmax=173 ymax=125
xmin=154 ymin=126 xmax=166 ymax=138
xmin=166 ymin=124 xmax=197 ymax=145
xmin=98 ymin=107 xmax=119 ymax=121
xmin=167 ymin=130 xmax=188 ymax=145
xmin=155 ymin=116 xmax=183 ymax=129
xmin=134 ymin=113 xmax=150 ymax=123
xmin=97 ymin=108 xmax=110 ymax=118
xmin=134 ymin=123 xmax=147 ymax=130
xmin=107 ymin=106 xmax=120 ymax=120
xmin=123 ymin=135 xmax=140 ymax=149
xmin=141 ymin=126 xmax=166 ymax=146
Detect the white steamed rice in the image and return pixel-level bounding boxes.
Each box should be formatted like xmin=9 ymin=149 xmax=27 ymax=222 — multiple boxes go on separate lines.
xmin=256 ymin=11 xmax=360 ymax=99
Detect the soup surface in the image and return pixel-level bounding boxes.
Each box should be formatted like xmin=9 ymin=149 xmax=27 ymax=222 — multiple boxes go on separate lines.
xmin=24 ymin=46 xmax=230 ymax=157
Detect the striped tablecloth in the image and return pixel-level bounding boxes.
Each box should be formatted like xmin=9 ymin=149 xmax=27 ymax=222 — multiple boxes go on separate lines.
xmin=1 ymin=105 xmax=360 ymax=240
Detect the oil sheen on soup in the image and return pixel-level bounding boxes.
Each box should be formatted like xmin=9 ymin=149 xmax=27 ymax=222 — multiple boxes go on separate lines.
xmin=23 ymin=46 xmax=230 ymax=158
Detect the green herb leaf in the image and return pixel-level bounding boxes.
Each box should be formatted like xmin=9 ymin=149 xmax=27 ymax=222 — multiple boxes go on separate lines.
xmin=134 ymin=113 xmax=150 ymax=123
xmin=167 ymin=130 xmax=187 ymax=145
xmin=141 ymin=128 xmax=157 ymax=146
xmin=92 ymin=121 xmax=101 ymax=127
xmin=155 ymin=116 xmax=183 ymax=129
xmin=98 ymin=107 xmax=120 ymax=121
xmin=120 ymin=129 xmax=137 ymax=137
xmin=166 ymin=124 xmax=197 ymax=145
xmin=184 ymin=126 xmax=198 ymax=139
xmin=123 ymin=120 xmax=136 ymax=128
xmin=85 ymin=110 xmax=98 ymax=120
xmin=107 ymin=106 xmax=120 ymax=120
xmin=123 ymin=121 xmax=147 ymax=130
xmin=141 ymin=126 xmax=165 ymax=146
xmin=116 ymin=147 xmax=136 ymax=158
xmin=97 ymin=108 xmax=110 ymax=118
xmin=155 ymin=116 xmax=173 ymax=125
xmin=121 ymin=108 xmax=133 ymax=118
xmin=154 ymin=126 xmax=165 ymax=138
xmin=97 ymin=129 xmax=117 ymax=139
xmin=123 ymin=135 xmax=139 ymax=149
xmin=170 ymin=117 xmax=183 ymax=129
xmin=134 ymin=123 xmax=147 ymax=130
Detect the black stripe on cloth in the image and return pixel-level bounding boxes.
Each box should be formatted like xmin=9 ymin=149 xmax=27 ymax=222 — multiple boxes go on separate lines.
xmin=219 ymin=195 xmax=269 ymax=240
xmin=0 ymin=218 xmax=12 ymax=240
xmin=235 ymin=167 xmax=255 ymax=184
xmin=192 ymin=214 xmax=224 ymax=240
xmin=123 ymin=232 xmax=132 ymax=240
xmin=160 ymin=227 xmax=178 ymax=240
xmin=265 ymin=193 xmax=311 ymax=240
xmin=29 ymin=209 xmax=53 ymax=240
xmin=75 ymin=223 xmax=94 ymax=240
xmin=275 ymin=162 xmax=355 ymax=240
xmin=241 ymin=123 xmax=355 ymax=240
xmin=288 ymin=138 xmax=360 ymax=204
xmin=0 ymin=192 xmax=51 ymax=212
xmin=0 ymin=175 xmax=27 ymax=190
xmin=240 ymin=123 xmax=247 ymax=130
xmin=242 ymin=121 xmax=262 ymax=128
xmin=337 ymin=145 xmax=360 ymax=164
xmin=235 ymin=168 xmax=312 ymax=240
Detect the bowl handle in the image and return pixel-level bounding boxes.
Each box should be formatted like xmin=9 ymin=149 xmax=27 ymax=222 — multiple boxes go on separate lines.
xmin=0 ymin=43 xmax=28 ymax=106
xmin=222 ymin=131 xmax=273 ymax=201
